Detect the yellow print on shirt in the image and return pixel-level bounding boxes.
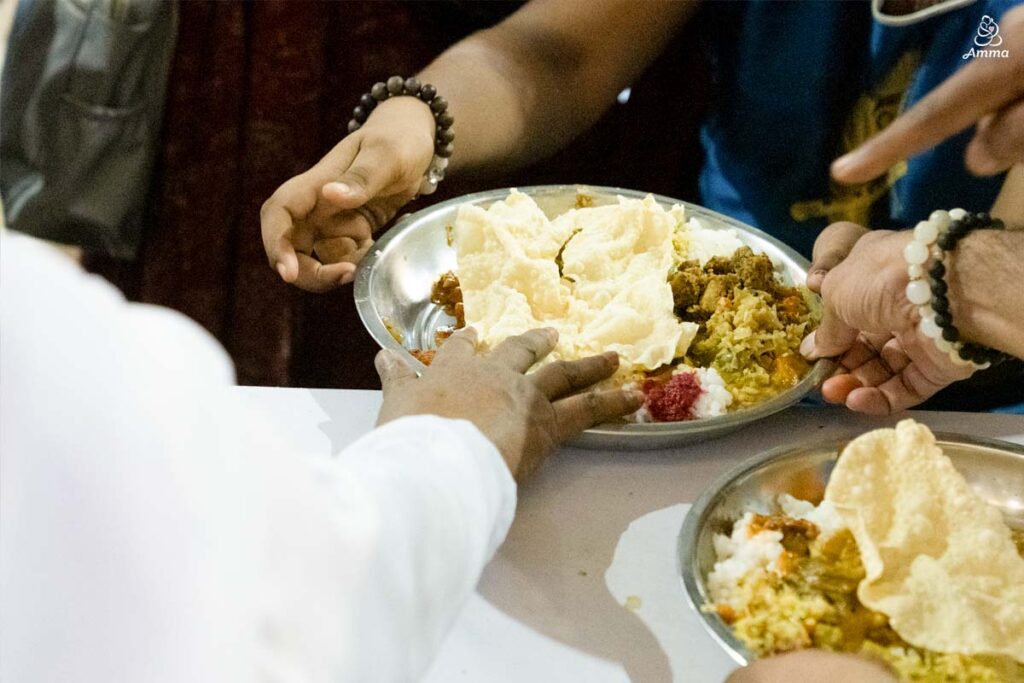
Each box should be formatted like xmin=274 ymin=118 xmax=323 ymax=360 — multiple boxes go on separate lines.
xmin=790 ymin=50 xmax=920 ymax=226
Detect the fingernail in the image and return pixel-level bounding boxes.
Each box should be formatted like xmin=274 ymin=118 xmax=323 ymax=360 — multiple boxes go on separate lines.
xmin=603 ymin=351 xmax=620 ymax=368
xmin=544 ymin=327 xmax=559 ymax=342
xmin=629 ymin=390 xmax=646 ymax=407
xmin=276 ymin=262 xmax=292 ymax=282
xmin=800 ymin=333 xmax=816 ymax=359
xmin=831 ymin=152 xmax=859 ymax=176
xmin=325 ymin=181 xmax=352 ymax=195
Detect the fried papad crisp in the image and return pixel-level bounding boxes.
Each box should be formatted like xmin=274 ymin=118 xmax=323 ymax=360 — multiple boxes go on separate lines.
xmin=825 ymin=420 xmax=1024 ymax=664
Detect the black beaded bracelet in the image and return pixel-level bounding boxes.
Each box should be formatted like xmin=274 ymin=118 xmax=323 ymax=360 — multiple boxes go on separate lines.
xmin=347 ymin=75 xmax=453 ymax=196
xmin=919 ymin=210 xmax=1009 ymax=368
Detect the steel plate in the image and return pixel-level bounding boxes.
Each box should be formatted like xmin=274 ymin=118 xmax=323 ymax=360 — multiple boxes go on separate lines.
xmin=354 ymin=185 xmax=832 ymax=450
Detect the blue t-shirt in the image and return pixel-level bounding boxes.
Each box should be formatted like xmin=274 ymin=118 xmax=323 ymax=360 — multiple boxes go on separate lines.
xmin=698 ymin=0 xmax=1018 ymax=258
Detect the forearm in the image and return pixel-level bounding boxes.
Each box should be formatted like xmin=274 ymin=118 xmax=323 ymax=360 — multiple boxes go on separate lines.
xmin=417 ymin=0 xmax=697 ymax=173
xmin=323 ymin=416 xmax=516 ymax=681
xmin=949 ymin=229 xmax=1024 ymax=358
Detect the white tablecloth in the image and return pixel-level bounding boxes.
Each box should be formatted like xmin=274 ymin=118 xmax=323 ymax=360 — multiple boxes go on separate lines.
xmin=237 ymin=387 xmax=1024 ymax=683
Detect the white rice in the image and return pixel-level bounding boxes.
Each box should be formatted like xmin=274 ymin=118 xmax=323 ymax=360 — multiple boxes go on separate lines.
xmin=707 ymin=496 xmax=844 ymax=608
xmin=707 ymin=512 xmax=784 ymax=606
xmin=690 ymin=367 xmax=732 ymax=418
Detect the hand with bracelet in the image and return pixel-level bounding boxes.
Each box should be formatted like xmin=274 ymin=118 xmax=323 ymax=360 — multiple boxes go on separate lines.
xmin=260 ymin=76 xmax=450 ymax=292
xmin=802 ymin=215 xmax=1024 ymax=415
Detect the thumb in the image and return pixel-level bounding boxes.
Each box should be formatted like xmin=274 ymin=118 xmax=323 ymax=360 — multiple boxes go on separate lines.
xmin=807 ymin=222 xmax=869 ymax=292
xmin=375 ymin=349 xmax=417 ymax=392
xmin=801 ymin=307 xmax=859 ymax=361
xmin=322 ymin=142 xmax=401 ymax=209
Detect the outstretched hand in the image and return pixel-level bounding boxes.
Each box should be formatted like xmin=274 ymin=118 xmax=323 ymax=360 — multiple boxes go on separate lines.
xmin=260 ymin=97 xmax=436 ymax=291
xmin=802 ymin=224 xmax=971 ymax=415
xmin=375 ymin=328 xmax=643 ymax=481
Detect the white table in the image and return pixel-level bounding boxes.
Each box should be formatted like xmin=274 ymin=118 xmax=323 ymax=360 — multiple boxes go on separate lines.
xmin=238 ymin=387 xmax=1024 ymax=683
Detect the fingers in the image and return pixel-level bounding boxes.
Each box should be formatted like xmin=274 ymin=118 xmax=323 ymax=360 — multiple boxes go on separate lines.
xmin=291 ymin=253 xmax=356 ymax=293
xmin=553 ymin=389 xmax=644 ymax=441
xmin=831 ymin=53 xmax=1024 ymax=184
xmin=822 ymin=374 xmax=863 ymax=404
xmin=261 ymin=200 xmax=303 ymax=283
xmin=375 ymin=349 xmax=417 ymax=393
xmin=531 ymin=352 xmax=619 ymax=400
xmin=965 ymin=100 xmax=1024 ymax=175
xmin=488 ymin=328 xmax=558 ymax=372
xmin=800 ymin=305 xmax=859 ymax=360
xmin=844 ymin=363 xmax=950 ymax=415
xmin=322 ymin=140 xmax=404 ymax=210
xmin=807 ymin=222 xmax=868 ymax=292
xmin=434 ymin=326 xmax=478 ymax=361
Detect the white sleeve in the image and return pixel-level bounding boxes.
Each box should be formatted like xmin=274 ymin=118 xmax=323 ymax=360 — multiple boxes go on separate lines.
xmin=0 ymin=233 xmax=515 ymax=683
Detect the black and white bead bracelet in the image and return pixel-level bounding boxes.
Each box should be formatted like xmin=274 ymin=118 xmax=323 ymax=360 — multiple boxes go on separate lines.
xmin=903 ymin=209 xmax=1009 ymax=369
xmin=347 ymin=75 xmax=453 ymax=196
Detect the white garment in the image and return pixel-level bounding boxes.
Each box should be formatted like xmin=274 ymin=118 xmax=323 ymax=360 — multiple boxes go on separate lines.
xmin=0 ymin=233 xmax=516 ymax=683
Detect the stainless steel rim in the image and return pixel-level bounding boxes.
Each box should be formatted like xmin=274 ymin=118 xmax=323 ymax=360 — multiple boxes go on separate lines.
xmin=676 ymin=432 xmax=1024 ymax=665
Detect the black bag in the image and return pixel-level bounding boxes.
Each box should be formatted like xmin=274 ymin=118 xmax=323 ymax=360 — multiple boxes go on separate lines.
xmin=1 ymin=0 xmax=177 ymax=258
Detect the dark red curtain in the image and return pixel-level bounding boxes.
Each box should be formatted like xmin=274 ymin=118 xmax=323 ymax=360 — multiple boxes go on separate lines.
xmin=88 ymin=0 xmax=709 ymax=388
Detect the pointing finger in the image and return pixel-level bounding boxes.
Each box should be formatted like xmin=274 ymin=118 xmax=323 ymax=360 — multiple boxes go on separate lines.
xmin=831 ymin=48 xmax=1024 ymax=184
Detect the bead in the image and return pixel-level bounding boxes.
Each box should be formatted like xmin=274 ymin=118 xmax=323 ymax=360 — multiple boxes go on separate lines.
xmin=436 ymin=112 xmax=454 ymax=129
xmin=903 ymin=240 xmax=929 ymax=265
xmin=418 ymin=176 xmax=438 ymax=196
xmin=949 ymin=349 xmax=972 ymax=367
xmin=935 ymin=337 xmax=953 ymax=353
xmin=430 ymin=96 xmax=448 ymax=114
xmin=905 ymin=279 xmax=931 ymax=305
xmin=929 ymin=210 xmax=951 ymax=233
xmin=371 ymin=82 xmax=388 ymax=101
xmin=975 ymin=212 xmax=990 ymax=225
xmin=919 ymin=314 xmax=942 ymax=339
xmin=913 ymin=219 xmax=939 ymax=244
xmin=930 ymin=276 xmax=947 ymax=296
xmin=941 ymin=325 xmax=959 ymax=342
xmin=359 ymin=93 xmax=376 ymax=111
xmin=347 ymin=119 xmax=361 ymax=133
xmin=419 ymin=84 xmax=437 ymax=102
xmin=949 ymin=208 xmax=967 ymax=220
xmin=387 ymin=76 xmax=405 ymax=95
xmin=435 ymin=142 xmax=454 ymax=158
xmin=437 ymin=126 xmax=455 ymax=144
xmin=907 ymin=264 xmax=924 ymax=279
xmin=937 ymin=232 xmax=957 ymax=251
xmin=429 ymin=156 xmax=449 ymax=173
xmin=933 ymin=311 xmax=951 ymax=329
xmin=928 ymin=260 xmax=946 ymax=279
xmin=403 ymin=77 xmax=421 ymax=95
xmin=353 ymin=105 xmax=368 ymax=123
xmin=991 ymin=218 xmax=1005 ymax=230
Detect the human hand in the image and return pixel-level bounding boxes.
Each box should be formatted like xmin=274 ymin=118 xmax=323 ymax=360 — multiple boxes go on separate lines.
xmin=374 ymin=328 xmax=643 ymax=481
xmin=260 ymin=97 xmax=436 ymax=291
xmin=831 ymin=5 xmax=1024 ymax=182
xmin=801 ymin=225 xmax=972 ymax=414
xmin=725 ymin=650 xmax=897 ymax=683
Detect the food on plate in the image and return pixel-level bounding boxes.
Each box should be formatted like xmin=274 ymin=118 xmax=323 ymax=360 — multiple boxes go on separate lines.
xmin=414 ymin=190 xmax=819 ymax=423
xmin=707 ymin=420 xmax=1024 ymax=682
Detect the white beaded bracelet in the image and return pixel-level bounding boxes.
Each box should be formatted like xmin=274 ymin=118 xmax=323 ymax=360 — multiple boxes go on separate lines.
xmin=904 ymin=208 xmax=989 ymax=370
